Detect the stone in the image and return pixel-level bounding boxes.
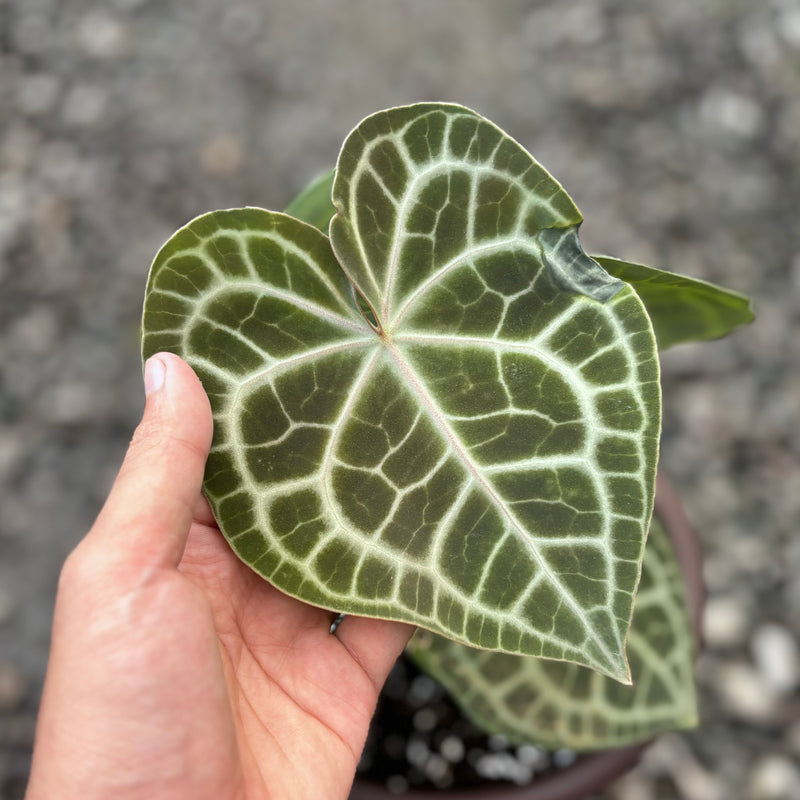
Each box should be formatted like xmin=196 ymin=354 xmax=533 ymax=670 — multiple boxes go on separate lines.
xmin=703 ymin=594 xmax=750 ymax=647
xmin=752 ymin=623 xmax=800 ymax=695
xmin=8 ymin=305 xmax=60 ymax=356
xmin=439 ymin=735 xmax=465 ymax=763
xmin=221 ymin=5 xmax=264 ymax=45
xmin=1 ymin=122 xmax=41 ymax=172
xmin=385 ymin=775 xmax=408 ymax=794
xmin=13 ymin=11 xmax=51 ymax=55
xmin=698 ymin=86 xmax=765 ymax=139
xmin=715 ymin=661 xmax=778 ymax=723
xmin=610 ymin=770 xmax=658 ymax=800
xmin=0 ymin=662 xmax=26 ymax=711
xmin=642 ymin=735 xmax=726 ymax=800
xmin=75 ymin=10 xmax=131 ymax=59
xmin=17 ymin=72 xmax=60 ymax=115
xmin=199 ymin=133 xmax=244 ymax=177
xmin=777 ymin=6 xmax=800 ymax=49
xmin=38 ymin=380 xmax=97 ymax=427
xmin=748 ymin=755 xmax=800 ymax=800
xmin=61 ymin=84 xmax=108 ymax=127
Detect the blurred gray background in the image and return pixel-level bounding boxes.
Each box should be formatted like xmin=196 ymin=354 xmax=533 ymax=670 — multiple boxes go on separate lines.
xmin=1 ymin=1 xmax=799 ymax=798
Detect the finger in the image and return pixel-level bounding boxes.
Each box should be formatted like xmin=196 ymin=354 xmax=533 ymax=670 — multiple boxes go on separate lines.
xmin=334 ymin=617 xmax=415 ymax=694
xmin=87 ymin=352 xmax=213 ymax=568
xmin=193 ymin=493 xmax=217 ymax=528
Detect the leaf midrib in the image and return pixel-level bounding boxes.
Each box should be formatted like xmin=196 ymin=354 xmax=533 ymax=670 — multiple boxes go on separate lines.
xmin=381 ymin=335 xmax=625 ymax=679
xmin=345 ymin=147 xmax=573 ymax=328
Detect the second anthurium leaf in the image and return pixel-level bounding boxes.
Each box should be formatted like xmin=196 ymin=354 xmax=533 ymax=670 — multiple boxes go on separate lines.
xmin=595 ymin=256 xmax=755 ymax=350
xmin=407 ymin=515 xmax=699 ymax=750
xmin=284 ymin=169 xmax=337 ymax=233
xmin=141 ymin=103 xmax=661 ymax=682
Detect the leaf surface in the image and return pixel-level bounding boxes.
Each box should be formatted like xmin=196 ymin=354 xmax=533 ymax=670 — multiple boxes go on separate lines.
xmin=596 ymin=256 xmax=754 ymax=349
xmin=284 ymin=169 xmax=337 ymax=233
xmin=282 ymin=175 xmax=755 ymax=352
xmin=142 ymin=104 xmax=661 ymax=681
xmin=407 ymin=516 xmax=699 ymax=750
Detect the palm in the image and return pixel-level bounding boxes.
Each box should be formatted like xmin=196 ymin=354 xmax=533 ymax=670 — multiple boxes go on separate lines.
xmin=28 ymin=358 xmax=410 ymax=800
xmin=173 ymin=505 xmax=411 ymax=800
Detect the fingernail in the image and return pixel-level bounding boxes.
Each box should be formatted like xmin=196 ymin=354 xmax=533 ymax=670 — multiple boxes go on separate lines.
xmin=144 ymin=356 xmax=166 ymax=396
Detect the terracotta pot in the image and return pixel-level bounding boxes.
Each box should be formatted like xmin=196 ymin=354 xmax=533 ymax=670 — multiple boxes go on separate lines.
xmin=350 ymin=474 xmax=704 ymax=800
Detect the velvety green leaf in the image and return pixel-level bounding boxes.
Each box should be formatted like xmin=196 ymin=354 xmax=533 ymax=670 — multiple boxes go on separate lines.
xmin=284 ymin=180 xmax=756 ymax=351
xmin=284 ymin=169 xmax=336 ymax=233
xmin=595 ymin=256 xmax=754 ymax=349
xmin=142 ymin=103 xmax=661 ymax=682
xmin=407 ymin=516 xmax=698 ymax=750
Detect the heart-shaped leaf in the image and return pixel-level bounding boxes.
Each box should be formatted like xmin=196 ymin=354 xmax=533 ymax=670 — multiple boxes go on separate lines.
xmin=141 ymin=103 xmax=660 ymax=682
xmin=407 ymin=515 xmax=699 ymax=750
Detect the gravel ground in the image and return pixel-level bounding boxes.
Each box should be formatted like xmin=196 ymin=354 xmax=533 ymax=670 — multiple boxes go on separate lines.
xmin=1 ymin=1 xmax=799 ymax=798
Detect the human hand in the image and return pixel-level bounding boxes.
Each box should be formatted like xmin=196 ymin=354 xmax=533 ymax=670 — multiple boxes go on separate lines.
xmin=26 ymin=353 xmax=413 ymax=800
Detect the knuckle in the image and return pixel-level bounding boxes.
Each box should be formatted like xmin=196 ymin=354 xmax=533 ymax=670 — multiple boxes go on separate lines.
xmin=56 ymin=543 xmax=98 ymax=600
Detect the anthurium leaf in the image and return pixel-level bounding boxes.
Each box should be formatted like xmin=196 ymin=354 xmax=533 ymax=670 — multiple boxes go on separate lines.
xmin=595 ymin=256 xmax=754 ymax=350
xmin=284 ymin=169 xmax=336 ymax=233
xmin=142 ymin=103 xmax=661 ymax=682
xmin=284 ymin=178 xmax=756 ymax=352
xmin=407 ymin=515 xmax=698 ymax=750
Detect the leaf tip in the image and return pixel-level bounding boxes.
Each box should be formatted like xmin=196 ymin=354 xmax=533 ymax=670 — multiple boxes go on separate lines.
xmin=592 ymin=645 xmax=633 ymax=686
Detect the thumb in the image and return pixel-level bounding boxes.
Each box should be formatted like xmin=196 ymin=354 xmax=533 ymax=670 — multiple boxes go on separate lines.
xmin=88 ymin=352 xmax=213 ymax=568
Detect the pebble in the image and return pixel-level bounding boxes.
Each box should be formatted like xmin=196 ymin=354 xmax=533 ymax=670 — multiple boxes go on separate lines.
xmin=61 ymin=84 xmax=108 ymax=127
xmin=0 ymin=663 xmax=26 ymax=711
xmin=75 ymin=11 xmax=132 ymax=59
xmin=777 ymin=6 xmax=800 ymax=49
xmin=17 ymin=72 xmax=60 ymax=115
xmin=642 ymin=735 xmax=726 ymax=800
xmin=8 ymin=306 xmax=60 ymax=356
xmin=199 ymin=133 xmax=245 ymax=177
xmin=715 ymin=662 xmax=778 ymax=723
xmin=13 ymin=11 xmax=51 ymax=55
xmin=423 ymin=753 xmax=450 ymax=784
xmin=405 ymin=737 xmax=429 ymax=767
xmin=38 ymin=381 xmax=97 ymax=427
xmin=752 ymin=624 xmax=800 ymax=695
xmin=385 ymin=775 xmax=408 ymax=794
xmin=412 ymin=707 xmax=438 ymax=732
xmin=220 ymin=5 xmax=264 ymax=45
xmin=610 ymin=771 xmax=658 ymax=800
xmin=698 ymin=87 xmax=765 ymax=139
xmin=474 ymin=752 xmax=532 ymax=785
xmin=521 ymin=1 xmax=607 ymax=49
xmin=738 ymin=17 xmax=781 ymax=70
xmin=439 ymin=735 xmax=465 ymax=763
xmin=748 ymin=755 xmax=800 ymax=800
xmin=703 ymin=594 xmax=751 ymax=647
xmin=515 ymin=744 xmax=548 ymax=770
xmin=1 ymin=122 xmax=41 ymax=172
xmin=407 ymin=674 xmax=439 ymax=706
